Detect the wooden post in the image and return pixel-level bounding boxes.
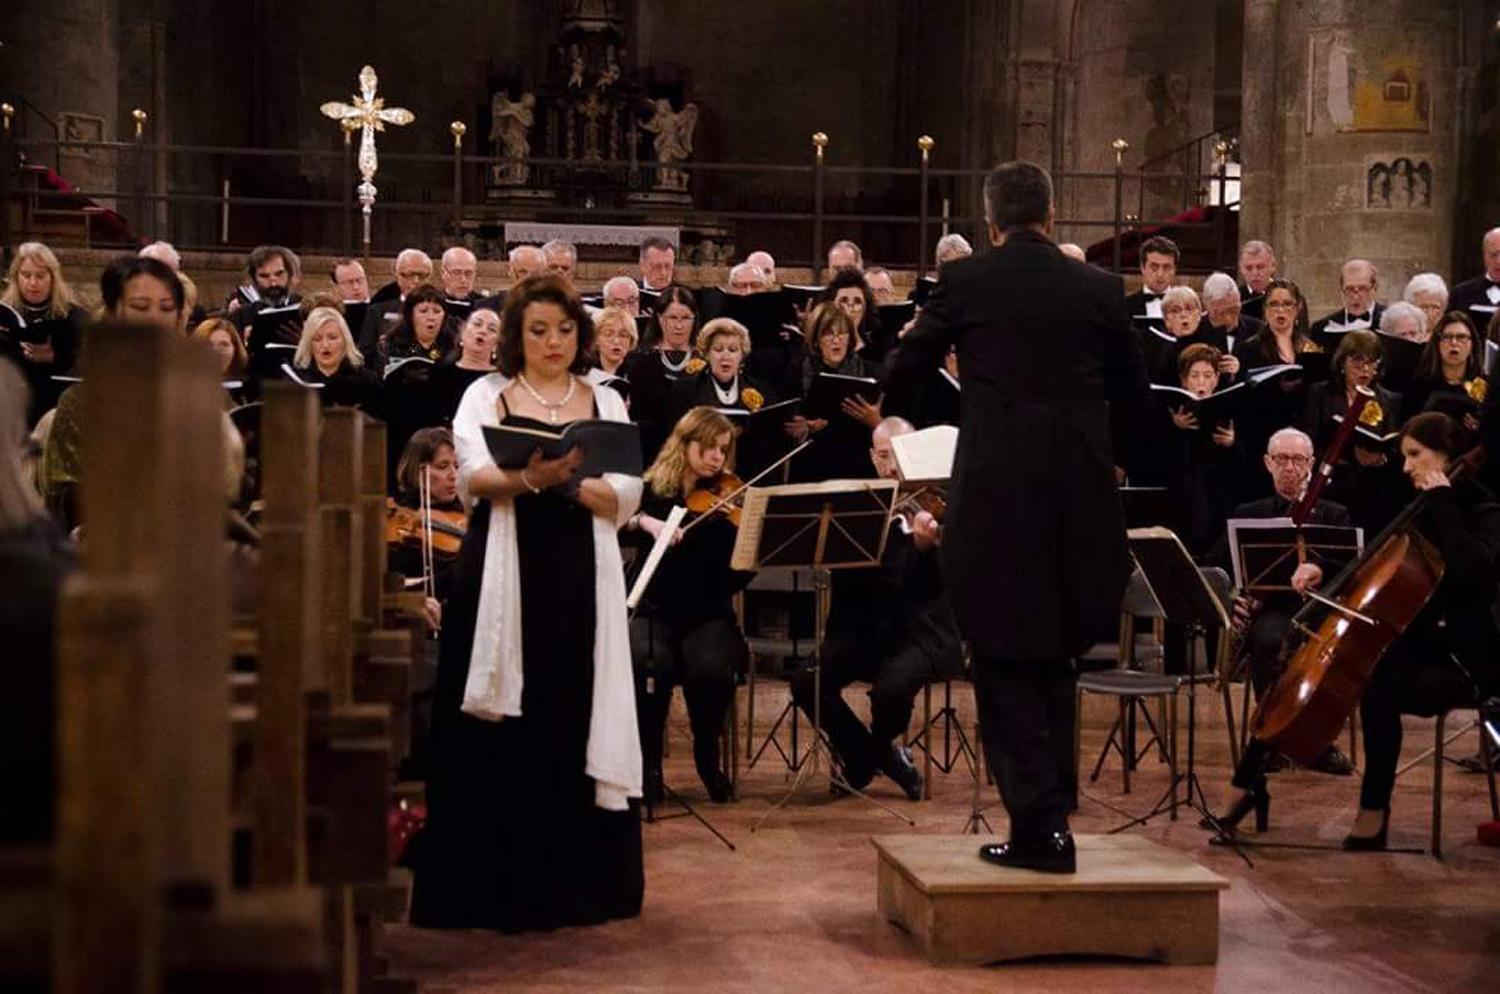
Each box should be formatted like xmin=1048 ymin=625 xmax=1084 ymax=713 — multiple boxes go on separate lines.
xmin=253 ymin=384 xmax=323 ymax=887
xmin=318 ymin=409 xmax=364 ymax=704
xmin=359 ymin=416 xmax=387 ymax=626
xmin=79 ymin=323 xmax=229 ymax=895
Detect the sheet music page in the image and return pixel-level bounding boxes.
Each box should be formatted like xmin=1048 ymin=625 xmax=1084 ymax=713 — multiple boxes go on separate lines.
xmin=891 ymin=424 xmax=956 ymax=484
xmin=626 ymin=505 xmax=688 ymax=610
xmin=730 ymin=488 xmax=770 ymax=571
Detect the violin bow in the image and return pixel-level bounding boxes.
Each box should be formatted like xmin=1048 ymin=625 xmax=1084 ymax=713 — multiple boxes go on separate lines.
xmin=676 ymin=439 xmax=813 ymax=536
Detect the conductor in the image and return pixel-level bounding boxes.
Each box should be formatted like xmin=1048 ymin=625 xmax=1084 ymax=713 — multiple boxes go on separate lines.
xmin=886 ymin=161 xmax=1151 ymax=873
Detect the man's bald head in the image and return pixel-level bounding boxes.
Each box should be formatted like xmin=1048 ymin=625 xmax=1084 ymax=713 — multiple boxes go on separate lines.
xmin=440 ymin=246 xmax=478 ymax=298
xmin=509 ymin=245 xmax=547 ymax=283
xmin=870 ymin=416 xmax=915 ymax=480
xmin=1483 ymin=228 xmax=1500 ymax=281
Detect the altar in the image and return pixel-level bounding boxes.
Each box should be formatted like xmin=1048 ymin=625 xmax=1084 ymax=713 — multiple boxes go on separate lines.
xmin=501 ymin=222 xmax=679 ymax=250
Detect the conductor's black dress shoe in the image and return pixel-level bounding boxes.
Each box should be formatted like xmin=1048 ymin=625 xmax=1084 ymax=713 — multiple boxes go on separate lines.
xmin=977 ymin=831 xmax=1077 ymax=874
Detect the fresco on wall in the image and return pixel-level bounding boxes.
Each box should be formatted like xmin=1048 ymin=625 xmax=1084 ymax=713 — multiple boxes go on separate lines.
xmin=1325 ymin=34 xmax=1430 ymax=133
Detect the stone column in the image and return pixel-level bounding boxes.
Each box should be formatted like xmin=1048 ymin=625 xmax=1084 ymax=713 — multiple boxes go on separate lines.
xmin=1243 ymin=0 xmax=1461 ymax=314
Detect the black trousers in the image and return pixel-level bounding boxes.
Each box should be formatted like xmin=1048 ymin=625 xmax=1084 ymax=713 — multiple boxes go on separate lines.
xmin=1358 ymin=638 xmax=1482 ymax=811
xmin=630 ymin=615 xmax=743 ymax=776
xmin=971 ymin=655 xmax=1079 ymax=841
xmin=789 ymin=629 xmax=933 ymax=781
xmin=1243 ymin=609 xmax=1293 ymax=699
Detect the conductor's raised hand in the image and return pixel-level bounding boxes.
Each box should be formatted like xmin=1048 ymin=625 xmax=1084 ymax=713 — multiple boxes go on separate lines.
xmin=525 ymin=445 xmax=584 ymax=489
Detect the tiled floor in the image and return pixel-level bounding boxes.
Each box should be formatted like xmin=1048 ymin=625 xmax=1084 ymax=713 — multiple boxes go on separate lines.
xmin=386 ymin=681 xmax=1500 ymax=993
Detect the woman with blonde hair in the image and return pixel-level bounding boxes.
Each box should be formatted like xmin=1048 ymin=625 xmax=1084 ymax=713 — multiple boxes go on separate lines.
xmin=625 ymin=406 xmax=751 ymax=803
xmin=1 ymin=241 xmax=88 ymax=422
xmin=669 ymin=317 xmax=780 ymax=475
xmin=288 ymin=306 xmax=380 ymax=412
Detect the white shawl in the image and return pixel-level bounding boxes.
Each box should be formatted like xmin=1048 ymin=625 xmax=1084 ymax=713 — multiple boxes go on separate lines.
xmin=452 ymin=373 xmax=643 ymax=811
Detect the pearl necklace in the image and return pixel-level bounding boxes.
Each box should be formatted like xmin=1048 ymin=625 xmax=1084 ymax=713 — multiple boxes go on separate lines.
xmin=516 ymin=372 xmax=577 ymax=424
xmin=712 ymin=374 xmax=739 ymax=405
xmin=659 ymin=348 xmax=690 ymax=373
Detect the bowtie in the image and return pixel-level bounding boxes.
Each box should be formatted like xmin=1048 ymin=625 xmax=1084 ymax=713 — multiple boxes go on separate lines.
xmin=1345 ymin=312 xmax=1370 ymax=323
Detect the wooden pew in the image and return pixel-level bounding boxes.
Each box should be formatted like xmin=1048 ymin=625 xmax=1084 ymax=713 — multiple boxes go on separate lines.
xmin=47 ymin=324 xmax=325 ymax=992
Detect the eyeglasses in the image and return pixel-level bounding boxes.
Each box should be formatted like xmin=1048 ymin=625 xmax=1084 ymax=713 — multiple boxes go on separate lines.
xmin=1264 ymin=300 xmax=1299 ymax=311
xmin=1346 ymin=356 xmax=1381 ymax=369
xmin=1341 ymin=284 xmax=1375 ymax=295
xmin=1439 ymin=333 xmax=1473 ymax=344
xmin=1269 ymin=454 xmax=1311 ymax=467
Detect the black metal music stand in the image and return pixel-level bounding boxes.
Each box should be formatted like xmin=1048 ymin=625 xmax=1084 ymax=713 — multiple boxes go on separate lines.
xmin=1109 ymin=528 xmax=1229 ymax=835
xmin=733 ymin=479 xmax=916 ymax=832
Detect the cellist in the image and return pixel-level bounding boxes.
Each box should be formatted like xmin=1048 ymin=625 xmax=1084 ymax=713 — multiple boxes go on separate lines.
xmin=1211 ymin=412 xmax=1500 ymax=849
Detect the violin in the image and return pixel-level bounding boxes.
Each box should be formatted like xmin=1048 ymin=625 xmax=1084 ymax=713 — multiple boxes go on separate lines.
xmin=386 ymin=499 xmax=468 ymax=558
xmin=894 ymin=487 xmax=947 ymax=525
xmin=684 ymin=472 xmax=746 ymax=528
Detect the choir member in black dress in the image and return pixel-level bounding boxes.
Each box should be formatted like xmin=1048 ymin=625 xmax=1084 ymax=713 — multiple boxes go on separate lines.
xmin=822 ymin=267 xmax=885 ymax=362
xmin=1300 ymin=330 xmax=1403 ymax=531
xmin=375 ymin=283 xmax=456 ymax=374
xmin=789 ymin=417 xmax=964 ymax=800
xmin=1402 ymin=272 xmax=1449 ymax=337
xmin=39 ymin=256 xmax=187 ymax=529
xmin=428 ymin=307 xmax=500 ymax=426
xmin=1218 ymin=414 xmax=1500 ymax=847
xmin=288 ymin=307 xmax=381 ymax=413
xmin=622 ymin=285 xmax=700 ymax=463
xmin=410 ymin=273 xmax=643 ymax=932
xmin=0 ymin=362 xmax=75 ymax=843
xmin=1402 ymin=312 xmax=1485 ymax=428
xmin=1233 ymin=278 xmax=1325 ymax=488
xmin=671 ymin=318 xmax=780 ymax=477
xmin=591 ymin=305 xmax=637 ymax=380
xmin=1162 ymin=344 xmax=1245 ymax=555
xmin=0 ymin=241 xmax=88 ymax=423
xmin=625 ymin=407 xmax=751 ymax=803
xmin=193 ymin=317 xmax=249 ymax=380
xmin=781 ymin=303 xmax=882 ymax=482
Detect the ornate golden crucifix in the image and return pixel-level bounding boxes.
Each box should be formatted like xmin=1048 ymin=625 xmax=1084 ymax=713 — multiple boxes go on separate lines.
xmin=320 ymin=65 xmax=414 ymax=261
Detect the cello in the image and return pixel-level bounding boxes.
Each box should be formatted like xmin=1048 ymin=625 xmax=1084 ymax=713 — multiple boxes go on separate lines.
xmin=1248 ymin=407 xmax=1478 ymax=767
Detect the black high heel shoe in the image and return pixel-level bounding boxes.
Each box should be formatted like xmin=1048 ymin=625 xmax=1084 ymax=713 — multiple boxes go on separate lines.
xmin=1340 ymin=808 xmax=1390 ymax=851
xmin=1200 ymin=778 xmax=1271 ymax=835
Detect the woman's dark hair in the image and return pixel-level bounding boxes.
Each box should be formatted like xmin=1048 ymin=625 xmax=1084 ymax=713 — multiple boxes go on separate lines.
xmin=396 ymin=426 xmax=455 ymax=497
xmin=1402 ymin=410 xmax=1471 ymax=460
xmin=821 ymin=268 xmax=878 ymax=347
xmin=391 ymin=283 xmax=451 ymax=350
xmin=497 ymin=274 xmax=595 ymax=376
xmin=1414 ymin=311 xmax=1483 ymax=383
xmin=803 ymin=301 xmax=855 ymax=356
xmin=100 ymin=255 xmax=185 ymax=314
xmin=1253 ymin=276 xmax=1311 ymax=349
xmin=1332 ymin=328 xmax=1384 ymax=382
xmin=982 ymin=160 xmax=1053 ymax=230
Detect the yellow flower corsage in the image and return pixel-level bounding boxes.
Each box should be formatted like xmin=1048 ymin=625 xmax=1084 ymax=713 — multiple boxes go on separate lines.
xmin=1465 ymin=377 xmax=1488 ymax=403
xmin=1359 ymin=399 xmax=1384 ymax=427
xmin=741 ymin=387 xmax=764 ymax=411
xmin=685 ymin=357 xmax=707 ymax=375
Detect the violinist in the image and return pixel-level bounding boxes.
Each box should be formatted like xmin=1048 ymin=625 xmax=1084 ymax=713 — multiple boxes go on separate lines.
xmin=624 ymin=407 xmax=751 ymax=803
xmin=387 ymin=427 xmax=466 ymax=633
xmin=1211 ymin=413 xmax=1500 ymax=847
xmin=789 ymin=417 xmax=963 ymax=800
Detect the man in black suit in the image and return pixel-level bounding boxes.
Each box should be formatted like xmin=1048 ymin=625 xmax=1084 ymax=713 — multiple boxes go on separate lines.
xmin=359 ymin=248 xmax=432 ymax=361
xmin=887 ymin=161 xmax=1151 ymax=873
xmin=1124 ymin=235 xmax=1179 ymax=333
xmin=1199 ymin=271 xmax=1266 ymax=357
xmin=1309 ymin=258 xmax=1385 ymax=352
xmin=1208 ymin=427 xmax=1356 ymax=775
xmin=1447 ymin=227 xmax=1500 ymax=333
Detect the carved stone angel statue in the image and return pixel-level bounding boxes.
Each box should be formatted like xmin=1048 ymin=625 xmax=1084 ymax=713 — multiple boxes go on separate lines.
xmin=489 ymin=91 xmax=536 ymax=185
xmin=642 ymin=98 xmax=699 ymax=192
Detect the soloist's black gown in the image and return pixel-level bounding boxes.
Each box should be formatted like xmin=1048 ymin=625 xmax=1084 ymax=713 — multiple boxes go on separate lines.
xmin=409 ymin=404 xmax=644 ymax=932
